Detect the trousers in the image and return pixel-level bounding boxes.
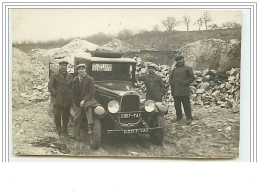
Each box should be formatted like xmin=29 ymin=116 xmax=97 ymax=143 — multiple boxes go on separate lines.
xmin=173 ymin=96 xmax=193 ymax=120
xmin=53 ymin=106 xmax=71 ymax=130
xmin=74 ymin=106 xmax=93 ymax=137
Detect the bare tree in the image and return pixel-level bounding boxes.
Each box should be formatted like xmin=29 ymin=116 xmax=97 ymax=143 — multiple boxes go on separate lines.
xmin=161 ymin=17 xmax=178 ymax=31
xmin=152 ymin=24 xmax=160 ymax=32
xmin=117 ymin=28 xmax=134 ymax=39
xmin=222 ymin=22 xmax=241 ymax=29
xmin=194 ymin=18 xmax=203 ymax=31
xmin=182 ymin=15 xmax=191 ymax=31
xmin=202 ymin=11 xmax=212 ymax=30
xmin=209 ymin=24 xmax=220 ymax=30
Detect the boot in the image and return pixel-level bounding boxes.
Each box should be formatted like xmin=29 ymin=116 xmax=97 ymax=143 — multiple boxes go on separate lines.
xmin=62 ymin=122 xmax=68 ymax=135
xmin=88 ymin=124 xmax=93 ymax=135
xmin=55 ymin=123 xmax=62 ymax=136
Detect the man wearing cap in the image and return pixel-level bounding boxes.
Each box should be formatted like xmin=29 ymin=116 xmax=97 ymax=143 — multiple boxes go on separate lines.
xmin=137 ymin=63 xmax=165 ymax=102
xmin=72 ymin=63 xmax=97 ymax=140
xmin=48 ymin=60 xmax=73 ymax=135
xmin=169 ymin=56 xmax=195 ymax=124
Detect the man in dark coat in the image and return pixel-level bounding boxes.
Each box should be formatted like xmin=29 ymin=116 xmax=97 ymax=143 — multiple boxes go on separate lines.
xmin=169 ymin=56 xmax=195 ymax=124
xmin=72 ymin=64 xmax=98 ymax=140
xmin=137 ymin=63 xmax=165 ymax=102
xmin=48 ymin=60 xmax=73 ymax=135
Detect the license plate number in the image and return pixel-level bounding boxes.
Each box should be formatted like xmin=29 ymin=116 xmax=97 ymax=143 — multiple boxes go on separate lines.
xmin=120 ymin=113 xmax=141 ymax=119
xmin=123 ymin=128 xmax=148 ymax=134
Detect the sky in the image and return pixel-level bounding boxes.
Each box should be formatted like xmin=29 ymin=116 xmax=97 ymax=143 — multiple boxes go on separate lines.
xmin=12 ymin=9 xmax=242 ymax=43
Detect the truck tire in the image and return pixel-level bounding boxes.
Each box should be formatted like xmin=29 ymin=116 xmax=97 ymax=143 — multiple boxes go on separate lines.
xmin=89 ymin=117 xmax=101 ymax=150
xmin=149 ymin=114 xmax=165 ymax=145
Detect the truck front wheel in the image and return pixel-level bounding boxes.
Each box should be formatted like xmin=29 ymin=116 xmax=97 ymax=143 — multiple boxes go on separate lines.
xmin=149 ymin=114 xmax=165 ymax=145
xmin=89 ymin=117 xmax=101 ymax=150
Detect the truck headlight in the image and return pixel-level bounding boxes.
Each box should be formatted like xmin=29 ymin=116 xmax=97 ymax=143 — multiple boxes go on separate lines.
xmin=144 ymin=100 xmax=155 ymax=112
xmin=108 ymin=100 xmax=120 ymax=113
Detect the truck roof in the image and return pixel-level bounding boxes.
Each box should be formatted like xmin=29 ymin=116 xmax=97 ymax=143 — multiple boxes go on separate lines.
xmin=75 ymin=52 xmax=136 ymax=64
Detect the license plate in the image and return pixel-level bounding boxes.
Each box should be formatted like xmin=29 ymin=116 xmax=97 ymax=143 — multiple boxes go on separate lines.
xmin=120 ymin=113 xmax=141 ymax=119
xmin=123 ymin=128 xmax=148 ymax=134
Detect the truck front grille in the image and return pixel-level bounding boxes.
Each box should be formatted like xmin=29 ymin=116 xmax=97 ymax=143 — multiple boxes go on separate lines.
xmin=119 ymin=95 xmax=140 ymax=124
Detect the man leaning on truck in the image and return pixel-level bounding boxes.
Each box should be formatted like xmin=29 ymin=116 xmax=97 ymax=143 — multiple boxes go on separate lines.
xmin=72 ymin=63 xmax=98 ymax=141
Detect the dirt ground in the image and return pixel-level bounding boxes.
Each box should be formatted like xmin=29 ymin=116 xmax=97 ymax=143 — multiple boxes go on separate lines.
xmin=12 ymin=100 xmax=240 ymax=159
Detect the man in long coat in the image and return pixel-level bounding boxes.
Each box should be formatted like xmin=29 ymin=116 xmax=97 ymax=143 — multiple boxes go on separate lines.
xmin=72 ymin=64 xmax=98 ymax=140
xmin=169 ymin=56 xmax=195 ymax=124
xmin=48 ymin=60 xmax=73 ymax=135
xmin=137 ymin=63 xmax=165 ymax=102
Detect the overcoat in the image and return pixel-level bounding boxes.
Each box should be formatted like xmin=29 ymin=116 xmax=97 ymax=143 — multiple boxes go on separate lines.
xmin=48 ymin=71 xmax=73 ymax=108
xmin=169 ymin=65 xmax=195 ymax=96
xmin=138 ymin=73 xmax=165 ymax=102
xmin=72 ymin=75 xmax=97 ymax=109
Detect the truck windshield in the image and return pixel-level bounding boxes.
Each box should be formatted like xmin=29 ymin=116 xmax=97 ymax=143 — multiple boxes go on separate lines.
xmin=90 ymin=63 xmax=134 ymax=81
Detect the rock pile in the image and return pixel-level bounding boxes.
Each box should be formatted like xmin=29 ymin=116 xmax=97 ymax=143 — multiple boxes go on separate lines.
xmin=102 ymin=39 xmax=134 ymax=52
xmin=29 ymin=39 xmax=99 ymax=65
xmin=136 ymin=59 xmax=240 ymax=113
xmin=13 ymin=48 xmax=49 ymax=108
xmin=189 ymin=68 xmax=240 ymax=113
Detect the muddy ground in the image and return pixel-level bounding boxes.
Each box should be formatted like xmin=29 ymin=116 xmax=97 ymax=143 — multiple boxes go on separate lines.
xmin=12 ymin=99 xmax=239 ymax=159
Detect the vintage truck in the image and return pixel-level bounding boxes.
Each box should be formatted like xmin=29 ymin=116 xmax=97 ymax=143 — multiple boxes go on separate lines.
xmin=49 ymin=49 xmax=168 ymax=149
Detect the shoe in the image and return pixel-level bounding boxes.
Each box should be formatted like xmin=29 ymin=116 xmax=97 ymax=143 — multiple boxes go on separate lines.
xmin=186 ymin=119 xmax=193 ymax=125
xmin=171 ymin=118 xmax=183 ymax=123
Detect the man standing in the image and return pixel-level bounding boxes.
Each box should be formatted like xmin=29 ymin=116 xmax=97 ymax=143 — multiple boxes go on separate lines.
xmin=137 ymin=63 xmax=165 ymax=102
xmin=48 ymin=60 xmax=73 ymax=135
xmin=72 ymin=64 xmax=97 ymax=141
xmin=169 ymin=56 xmax=195 ymax=124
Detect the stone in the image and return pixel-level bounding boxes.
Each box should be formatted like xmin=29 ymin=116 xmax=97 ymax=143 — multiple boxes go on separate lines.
xmin=194 ymin=71 xmax=203 ymax=76
xmin=196 ymin=89 xmax=205 ymax=94
xmin=206 ymin=89 xmax=213 ymax=96
xmin=228 ymin=76 xmax=236 ymax=82
xmin=203 ymin=69 xmax=209 ymax=75
xmin=225 ymin=82 xmax=232 ymax=90
xmin=225 ymin=126 xmax=232 ymax=132
xmin=212 ymin=90 xmax=220 ymax=97
xmin=196 ymin=77 xmax=203 ymax=82
xmin=220 ymin=83 xmax=225 ymax=88
xmin=199 ymin=82 xmax=210 ymax=90
xmin=229 ymin=68 xmax=237 ymax=76
xmin=232 ymin=101 xmax=240 ymax=113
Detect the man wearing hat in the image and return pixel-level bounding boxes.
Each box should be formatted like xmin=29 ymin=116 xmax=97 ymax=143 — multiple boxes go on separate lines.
xmin=72 ymin=63 xmax=98 ymax=141
xmin=137 ymin=63 xmax=165 ymax=102
xmin=48 ymin=60 xmax=73 ymax=135
xmin=169 ymin=56 xmax=195 ymax=124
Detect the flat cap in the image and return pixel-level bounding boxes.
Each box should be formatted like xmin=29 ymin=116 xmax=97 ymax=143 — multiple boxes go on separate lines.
xmin=58 ymin=60 xmax=69 ymax=65
xmin=76 ymin=63 xmax=86 ymax=69
xmin=175 ymin=56 xmax=184 ymax=61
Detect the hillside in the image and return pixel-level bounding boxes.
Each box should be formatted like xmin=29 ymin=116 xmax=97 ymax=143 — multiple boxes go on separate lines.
xmin=121 ymin=28 xmax=242 ymax=50
xmin=14 ymin=28 xmax=241 ymax=53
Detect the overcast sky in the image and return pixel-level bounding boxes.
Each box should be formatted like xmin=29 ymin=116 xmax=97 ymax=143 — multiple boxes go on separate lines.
xmin=12 ymin=9 xmax=242 ymax=43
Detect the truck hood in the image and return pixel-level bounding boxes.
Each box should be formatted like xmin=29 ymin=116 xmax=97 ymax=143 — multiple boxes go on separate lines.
xmin=95 ymin=80 xmax=139 ymax=97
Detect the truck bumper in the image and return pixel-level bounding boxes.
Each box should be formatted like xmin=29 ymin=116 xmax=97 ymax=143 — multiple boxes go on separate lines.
xmin=107 ymin=127 xmax=163 ymax=135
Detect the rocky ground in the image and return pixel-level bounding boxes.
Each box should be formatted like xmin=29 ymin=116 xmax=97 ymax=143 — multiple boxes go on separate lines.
xmin=12 ymin=100 xmax=239 ymax=159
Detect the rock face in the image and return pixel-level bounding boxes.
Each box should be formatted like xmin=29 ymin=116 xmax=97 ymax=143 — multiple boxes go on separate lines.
xmin=13 ymin=48 xmax=49 ymax=108
xmin=179 ymin=39 xmax=241 ymax=72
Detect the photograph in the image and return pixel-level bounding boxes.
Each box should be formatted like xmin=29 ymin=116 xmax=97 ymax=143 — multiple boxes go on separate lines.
xmin=12 ymin=8 xmax=242 ymax=158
